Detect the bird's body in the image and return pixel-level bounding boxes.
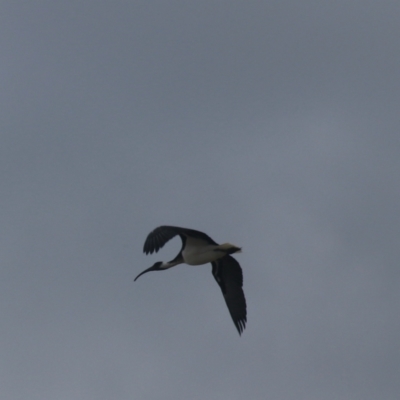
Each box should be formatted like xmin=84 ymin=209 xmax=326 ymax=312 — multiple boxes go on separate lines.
xmin=135 ymin=226 xmax=247 ymax=335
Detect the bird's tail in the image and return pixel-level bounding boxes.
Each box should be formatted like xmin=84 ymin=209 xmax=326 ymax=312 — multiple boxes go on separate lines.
xmin=218 ymin=243 xmax=242 ymax=254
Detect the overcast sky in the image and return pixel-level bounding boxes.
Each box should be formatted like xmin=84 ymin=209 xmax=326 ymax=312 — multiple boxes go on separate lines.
xmin=1 ymin=1 xmax=400 ymax=399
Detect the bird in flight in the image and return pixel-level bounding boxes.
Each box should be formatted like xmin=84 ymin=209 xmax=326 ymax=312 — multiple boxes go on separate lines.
xmin=134 ymin=226 xmax=247 ymax=335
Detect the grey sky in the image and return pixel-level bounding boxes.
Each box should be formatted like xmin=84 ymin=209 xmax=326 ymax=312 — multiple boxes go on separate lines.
xmin=1 ymin=1 xmax=399 ymax=399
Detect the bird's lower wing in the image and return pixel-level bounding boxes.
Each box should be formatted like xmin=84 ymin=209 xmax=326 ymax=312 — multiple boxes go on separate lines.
xmin=212 ymin=255 xmax=247 ymax=335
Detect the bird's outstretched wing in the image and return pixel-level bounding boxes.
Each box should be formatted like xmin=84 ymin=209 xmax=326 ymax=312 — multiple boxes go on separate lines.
xmin=143 ymin=226 xmax=217 ymax=254
xmin=211 ymin=255 xmax=247 ymax=335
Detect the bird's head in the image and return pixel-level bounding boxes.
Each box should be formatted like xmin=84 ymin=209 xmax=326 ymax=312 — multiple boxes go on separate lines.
xmin=134 ymin=261 xmax=164 ymax=282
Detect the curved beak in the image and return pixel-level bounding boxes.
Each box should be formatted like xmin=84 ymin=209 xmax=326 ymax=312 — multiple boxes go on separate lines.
xmin=133 ymin=264 xmax=159 ymax=282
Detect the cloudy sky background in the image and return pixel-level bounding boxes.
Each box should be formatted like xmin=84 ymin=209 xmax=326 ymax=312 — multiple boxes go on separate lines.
xmin=1 ymin=1 xmax=399 ymax=399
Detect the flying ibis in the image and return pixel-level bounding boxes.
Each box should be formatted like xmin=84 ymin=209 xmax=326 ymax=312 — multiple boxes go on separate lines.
xmin=134 ymin=226 xmax=247 ymax=335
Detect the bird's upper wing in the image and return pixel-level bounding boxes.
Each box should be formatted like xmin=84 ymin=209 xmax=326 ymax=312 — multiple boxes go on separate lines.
xmin=211 ymin=255 xmax=247 ymax=335
xmin=143 ymin=226 xmax=217 ymax=254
